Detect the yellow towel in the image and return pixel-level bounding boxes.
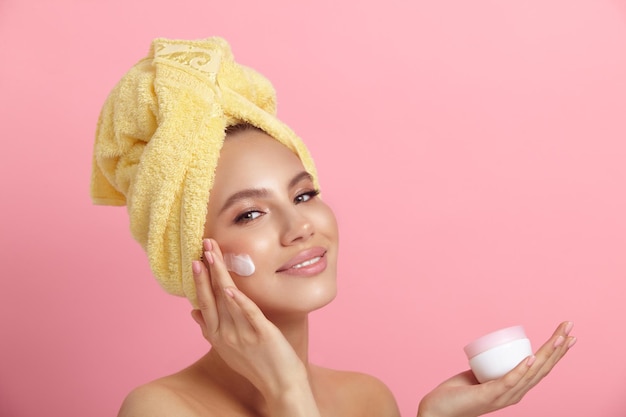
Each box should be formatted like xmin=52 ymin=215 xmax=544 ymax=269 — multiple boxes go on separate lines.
xmin=91 ymin=37 xmax=318 ymax=306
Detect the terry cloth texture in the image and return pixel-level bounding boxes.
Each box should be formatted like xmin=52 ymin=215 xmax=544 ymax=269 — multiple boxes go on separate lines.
xmin=91 ymin=37 xmax=318 ymax=306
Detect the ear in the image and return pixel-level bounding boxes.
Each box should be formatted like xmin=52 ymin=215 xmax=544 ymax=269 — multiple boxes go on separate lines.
xmin=191 ymin=309 xmax=204 ymax=326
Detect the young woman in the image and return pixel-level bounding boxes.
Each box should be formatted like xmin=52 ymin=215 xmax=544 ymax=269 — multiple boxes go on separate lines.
xmin=91 ymin=37 xmax=576 ymax=417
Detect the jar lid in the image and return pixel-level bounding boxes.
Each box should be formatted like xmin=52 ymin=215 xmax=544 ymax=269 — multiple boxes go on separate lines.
xmin=463 ymin=325 xmax=527 ymax=359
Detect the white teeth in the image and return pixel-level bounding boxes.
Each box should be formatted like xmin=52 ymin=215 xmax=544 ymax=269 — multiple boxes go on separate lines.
xmin=292 ymin=256 xmax=321 ymax=269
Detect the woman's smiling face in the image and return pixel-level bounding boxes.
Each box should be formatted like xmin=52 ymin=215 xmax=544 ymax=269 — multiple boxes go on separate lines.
xmin=204 ymin=128 xmax=338 ymax=319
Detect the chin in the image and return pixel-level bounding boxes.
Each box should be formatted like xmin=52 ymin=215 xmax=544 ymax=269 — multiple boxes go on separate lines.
xmin=299 ymin=267 xmax=337 ymax=311
xmin=260 ymin=282 xmax=337 ymax=319
xmin=312 ymin=281 xmax=337 ymax=309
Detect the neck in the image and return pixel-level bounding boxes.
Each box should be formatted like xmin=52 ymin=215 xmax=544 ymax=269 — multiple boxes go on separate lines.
xmin=267 ymin=312 xmax=311 ymax=363
xmin=198 ymin=313 xmax=312 ymax=413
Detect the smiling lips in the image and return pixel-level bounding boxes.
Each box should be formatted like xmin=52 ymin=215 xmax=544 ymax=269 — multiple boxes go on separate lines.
xmin=277 ymin=247 xmax=328 ymax=276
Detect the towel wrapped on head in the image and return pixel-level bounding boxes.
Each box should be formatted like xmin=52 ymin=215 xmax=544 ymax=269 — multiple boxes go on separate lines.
xmin=91 ymin=37 xmax=318 ymax=306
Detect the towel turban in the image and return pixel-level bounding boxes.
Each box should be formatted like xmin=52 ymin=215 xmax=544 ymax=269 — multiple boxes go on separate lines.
xmin=91 ymin=37 xmax=318 ymax=306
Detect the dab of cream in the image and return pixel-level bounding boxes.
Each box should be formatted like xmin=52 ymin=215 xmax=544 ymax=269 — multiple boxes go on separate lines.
xmin=224 ymin=253 xmax=255 ymax=276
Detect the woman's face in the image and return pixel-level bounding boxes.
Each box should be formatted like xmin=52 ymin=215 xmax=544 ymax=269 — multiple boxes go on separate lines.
xmin=204 ymin=129 xmax=338 ymax=319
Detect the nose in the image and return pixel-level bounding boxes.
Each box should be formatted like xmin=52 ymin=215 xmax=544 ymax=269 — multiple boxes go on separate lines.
xmin=280 ymin=207 xmax=315 ymax=246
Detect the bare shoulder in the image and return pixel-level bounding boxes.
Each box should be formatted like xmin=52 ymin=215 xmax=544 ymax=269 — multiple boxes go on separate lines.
xmin=313 ymin=366 xmax=401 ymax=417
xmin=117 ymin=379 xmax=197 ymax=417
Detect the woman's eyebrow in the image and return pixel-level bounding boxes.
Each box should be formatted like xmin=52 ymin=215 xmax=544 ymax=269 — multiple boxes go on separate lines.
xmin=219 ymin=188 xmax=269 ymax=215
xmin=218 ymin=171 xmax=313 ymax=215
xmin=288 ymin=171 xmax=314 ymax=189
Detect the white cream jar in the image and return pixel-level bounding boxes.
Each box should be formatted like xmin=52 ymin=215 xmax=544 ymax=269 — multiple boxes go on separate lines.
xmin=463 ymin=325 xmax=532 ymax=383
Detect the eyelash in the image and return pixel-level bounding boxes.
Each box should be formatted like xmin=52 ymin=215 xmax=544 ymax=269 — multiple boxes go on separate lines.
xmin=233 ymin=189 xmax=321 ymax=224
xmin=295 ymin=189 xmax=320 ymax=204
xmin=234 ymin=210 xmax=264 ymax=224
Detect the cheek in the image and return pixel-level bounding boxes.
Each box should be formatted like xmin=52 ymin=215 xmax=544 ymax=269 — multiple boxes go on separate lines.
xmin=314 ymin=204 xmax=339 ymax=240
xmin=213 ymin=227 xmax=276 ymax=275
xmin=220 ymin=233 xmax=277 ymax=306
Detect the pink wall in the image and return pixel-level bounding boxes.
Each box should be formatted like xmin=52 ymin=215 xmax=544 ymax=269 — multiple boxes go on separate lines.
xmin=1 ymin=1 xmax=625 ymax=416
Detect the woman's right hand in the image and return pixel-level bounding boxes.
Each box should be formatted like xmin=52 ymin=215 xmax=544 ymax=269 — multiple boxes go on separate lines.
xmin=191 ymin=238 xmax=321 ymax=417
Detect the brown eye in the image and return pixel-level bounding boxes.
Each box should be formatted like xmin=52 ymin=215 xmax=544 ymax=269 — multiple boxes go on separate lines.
xmin=234 ymin=210 xmax=263 ymax=224
xmin=294 ymin=189 xmax=320 ymax=204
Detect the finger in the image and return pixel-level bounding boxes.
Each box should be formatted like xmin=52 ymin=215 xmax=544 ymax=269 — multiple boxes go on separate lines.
xmin=223 ymin=286 xmax=268 ymax=334
xmin=483 ymin=352 xmax=534 ymax=407
xmin=192 ymin=259 xmax=219 ymax=334
xmin=203 ymin=239 xmax=236 ymax=330
xmin=525 ymin=321 xmax=575 ymax=386
xmin=529 ymin=322 xmax=572 ymax=373
xmin=204 ymin=238 xmax=237 ymax=289
xmin=504 ymin=322 xmax=575 ymax=401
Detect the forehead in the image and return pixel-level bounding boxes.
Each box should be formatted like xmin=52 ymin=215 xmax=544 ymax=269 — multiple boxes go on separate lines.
xmin=211 ymin=129 xmax=308 ymax=196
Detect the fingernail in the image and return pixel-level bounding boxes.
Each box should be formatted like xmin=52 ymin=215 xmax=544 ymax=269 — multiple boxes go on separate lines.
xmin=553 ymin=335 xmax=565 ymax=348
xmin=204 ymin=251 xmax=214 ymax=265
xmin=224 ymin=287 xmax=235 ymax=298
xmin=564 ymin=321 xmax=574 ymax=335
xmin=567 ymin=337 xmax=577 ymax=348
xmin=203 ymin=239 xmax=212 ymax=251
xmin=526 ymin=355 xmax=536 ymax=366
xmin=192 ymin=260 xmax=201 ymax=274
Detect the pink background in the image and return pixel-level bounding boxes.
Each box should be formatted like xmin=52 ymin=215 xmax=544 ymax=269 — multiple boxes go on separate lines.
xmin=1 ymin=1 xmax=625 ymax=416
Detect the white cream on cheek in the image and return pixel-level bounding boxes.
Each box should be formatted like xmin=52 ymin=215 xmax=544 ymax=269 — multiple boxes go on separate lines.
xmin=224 ymin=253 xmax=256 ymax=276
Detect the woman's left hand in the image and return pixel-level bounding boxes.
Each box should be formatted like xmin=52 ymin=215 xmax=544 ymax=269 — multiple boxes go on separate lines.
xmin=417 ymin=321 xmax=576 ymax=417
